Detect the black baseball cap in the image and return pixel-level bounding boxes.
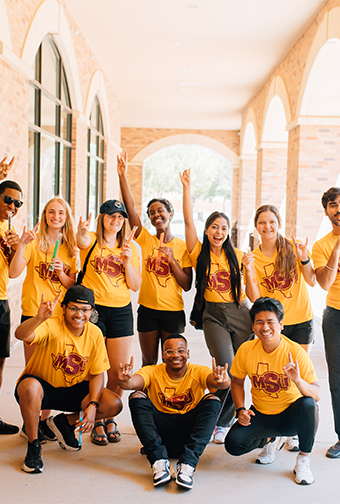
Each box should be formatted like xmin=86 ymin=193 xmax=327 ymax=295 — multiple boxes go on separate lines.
xmin=61 ymin=285 xmax=95 ymax=307
xmin=99 ymin=199 xmax=128 ymax=219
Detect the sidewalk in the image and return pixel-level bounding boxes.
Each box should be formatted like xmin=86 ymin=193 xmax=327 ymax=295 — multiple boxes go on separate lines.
xmin=0 ymin=289 xmax=339 ymax=504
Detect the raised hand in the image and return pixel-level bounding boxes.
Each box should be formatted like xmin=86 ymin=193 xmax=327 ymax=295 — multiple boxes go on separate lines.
xmin=212 ymin=357 xmax=230 ymax=387
xmin=292 ymin=237 xmax=309 ymax=262
xmin=118 ymin=356 xmax=134 ymax=381
xmin=37 ymin=292 xmax=62 ymax=320
xmin=5 ymin=230 xmax=20 ymax=250
xmin=0 ymin=156 xmax=15 ymax=180
xmin=179 ymin=169 xmax=191 ymax=189
xmin=120 ymin=243 xmax=132 ymax=265
xmin=19 ymin=223 xmax=39 ymax=246
xmin=117 ymin=151 xmax=128 ymax=177
xmin=283 ymin=352 xmax=301 ymax=383
xmin=78 ymin=214 xmax=92 ymax=236
xmin=241 ymin=247 xmax=255 ymax=272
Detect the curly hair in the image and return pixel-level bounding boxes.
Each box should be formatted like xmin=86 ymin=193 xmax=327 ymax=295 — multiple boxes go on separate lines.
xmin=146 ymin=198 xmax=174 ymax=218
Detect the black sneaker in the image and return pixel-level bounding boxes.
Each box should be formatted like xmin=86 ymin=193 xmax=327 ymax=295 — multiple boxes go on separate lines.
xmin=0 ymin=418 xmax=19 ymax=435
xmin=47 ymin=414 xmax=80 ymax=451
xmin=39 ymin=418 xmax=57 ymax=441
xmin=175 ymin=463 xmax=195 ymax=489
xmin=152 ymin=459 xmax=171 ymax=486
xmin=21 ymin=439 xmax=43 ymax=474
xmin=20 ymin=423 xmax=47 ymax=444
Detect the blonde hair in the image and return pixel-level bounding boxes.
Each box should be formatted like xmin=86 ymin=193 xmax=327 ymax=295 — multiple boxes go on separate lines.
xmin=254 ymin=204 xmax=296 ymax=280
xmin=37 ymin=197 xmax=78 ymax=257
xmin=95 ymin=212 xmax=127 ymax=248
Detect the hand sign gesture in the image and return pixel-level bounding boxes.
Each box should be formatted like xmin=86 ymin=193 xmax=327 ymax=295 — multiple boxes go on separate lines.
xmin=118 ymin=356 xmax=134 ymax=382
xmin=20 ymin=223 xmax=40 ymax=246
xmin=212 ymin=357 xmax=230 ymax=387
xmin=117 ymin=152 xmax=128 ymax=177
xmin=0 ymin=156 xmax=15 ymax=180
xmin=283 ymin=352 xmax=301 ymax=383
xmin=292 ymin=237 xmax=309 ymax=263
xmin=37 ymin=292 xmax=62 ymax=320
xmin=179 ymin=169 xmax=191 ymax=189
xmin=78 ymin=214 xmax=92 ymax=237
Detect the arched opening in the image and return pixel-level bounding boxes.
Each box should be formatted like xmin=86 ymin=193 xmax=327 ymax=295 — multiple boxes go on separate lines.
xmin=239 ymin=120 xmax=257 ymax=250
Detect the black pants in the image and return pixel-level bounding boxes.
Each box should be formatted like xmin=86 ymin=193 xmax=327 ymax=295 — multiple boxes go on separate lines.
xmin=225 ymin=397 xmax=319 ymax=456
xmin=129 ymin=393 xmax=220 ymax=468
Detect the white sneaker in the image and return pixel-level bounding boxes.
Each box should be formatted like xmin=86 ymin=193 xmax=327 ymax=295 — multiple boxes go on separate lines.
xmin=294 ymin=453 xmax=314 ymax=485
xmin=286 ymin=436 xmax=299 ymax=452
xmin=152 ymin=459 xmax=171 ymax=487
xmin=213 ymin=426 xmax=227 ymax=444
xmin=256 ymin=437 xmax=286 ymax=464
xmin=175 ymin=463 xmax=195 ymax=489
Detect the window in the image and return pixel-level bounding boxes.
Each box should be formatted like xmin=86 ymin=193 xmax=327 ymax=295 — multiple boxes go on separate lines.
xmin=28 ymin=37 xmax=72 ymax=227
xmin=87 ymin=97 xmax=105 ymax=220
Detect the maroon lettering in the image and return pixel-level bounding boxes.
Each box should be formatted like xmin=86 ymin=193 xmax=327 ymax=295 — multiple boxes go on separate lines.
xmin=251 ymin=371 xmax=290 ymax=396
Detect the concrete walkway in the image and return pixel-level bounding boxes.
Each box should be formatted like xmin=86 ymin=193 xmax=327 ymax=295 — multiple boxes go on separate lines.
xmin=1 ymin=290 xmax=339 ymax=503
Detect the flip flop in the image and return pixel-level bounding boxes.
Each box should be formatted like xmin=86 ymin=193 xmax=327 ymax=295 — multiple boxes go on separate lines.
xmin=105 ymin=419 xmax=121 ymax=443
xmin=91 ymin=421 xmax=109 ymax=446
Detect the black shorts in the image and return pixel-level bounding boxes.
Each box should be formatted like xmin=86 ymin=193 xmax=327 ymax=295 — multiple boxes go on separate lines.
xmin=282 ymin=319 xmax=314 ymax=345
xmin=15 ymin=374 xmax=90 ymax=412
xmin=0 ymin=300 xmax=11 ymax=358
xmin=137 ymin=305 xmax=186 ymax=333
xmin=95 ymin=303 xmax=133 ymax=339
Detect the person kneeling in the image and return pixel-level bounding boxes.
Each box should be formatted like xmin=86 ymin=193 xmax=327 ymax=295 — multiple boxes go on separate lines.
xmin=118 ymin=334 xmax=230 ymax=490
xmin=224 ymin=297 xmax=320 ymax=485
xmin=15 ymin=285 xmax=122 ymax=474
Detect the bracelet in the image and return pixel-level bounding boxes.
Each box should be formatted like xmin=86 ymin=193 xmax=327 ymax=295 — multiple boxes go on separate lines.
xmin=300 ymin=257 xmax=310 ymax=265
xmin=235 ymin=406 xmax=246 ymax=418
xmin=326 ymin=264 xmax=337 ymax=271
xmin=87 ymin=400 xmax=99 ymax=409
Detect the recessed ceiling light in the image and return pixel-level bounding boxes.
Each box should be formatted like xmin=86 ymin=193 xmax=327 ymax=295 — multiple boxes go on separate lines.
xmin=181 ymin=87 xmax=191 ymax=91
xmin=174 ymin=43 xmax=182 ymax=46
xmin=75 ymin=30 xmax=80 ymax=35
xmin=182 ymin=69 xmax=192 ymax=73
xmin=184 ymin=43 xmax=195 ymax=48
xmin=178 ymin=82 xmax=203 ymax=87
xmin=187 ymin=5 xmax=199 ymax=8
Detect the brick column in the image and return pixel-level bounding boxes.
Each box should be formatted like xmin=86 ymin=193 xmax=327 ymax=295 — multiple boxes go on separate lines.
xmin=256 ymin=143 xmax=287 ymax=209
xmin=287 ymin=123 xmax=340 ymax=243
xmin=238 ymin=154 xmax=257 ymax=249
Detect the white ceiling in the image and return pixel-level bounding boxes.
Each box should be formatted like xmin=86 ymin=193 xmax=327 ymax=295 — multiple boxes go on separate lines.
xmin=66 ymin=0 xmax=327 ymax=130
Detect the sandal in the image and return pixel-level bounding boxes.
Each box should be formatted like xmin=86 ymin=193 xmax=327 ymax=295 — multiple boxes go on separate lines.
xmin=105 ymin=419 xmax=121 ymax=443
xmin=91 ymin=421 xmax=109 ymax=446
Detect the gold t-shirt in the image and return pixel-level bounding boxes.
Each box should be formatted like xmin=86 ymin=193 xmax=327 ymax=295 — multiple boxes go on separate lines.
xmin=312 ymin=231 xmax=340 ymax=310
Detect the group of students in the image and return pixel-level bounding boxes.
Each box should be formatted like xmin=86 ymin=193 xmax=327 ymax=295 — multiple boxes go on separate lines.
xmin=0 ymin=154 xmax=339 ymax=488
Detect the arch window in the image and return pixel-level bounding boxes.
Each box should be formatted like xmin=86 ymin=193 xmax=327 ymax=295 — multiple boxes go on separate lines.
xmin=28 ymin=36 xmax=72 ymax=227
xmin=87 ymin=97 xmax=104 ymax=219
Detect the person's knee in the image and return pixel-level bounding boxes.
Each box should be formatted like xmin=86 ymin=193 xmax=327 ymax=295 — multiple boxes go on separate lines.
xmin=224 ymin=431 xmax=244 ymax=456
xmin=129 ymin=391 xmax=147 ymax=401
xmin=17 ymin=377 xmax=43 ymax=402
xmin=203 ymin=393 xmax=220 ymax=402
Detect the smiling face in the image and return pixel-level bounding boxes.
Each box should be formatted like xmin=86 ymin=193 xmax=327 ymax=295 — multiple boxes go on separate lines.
xmin=325 ymin=195 xmax=340 ymax=231
xmin=255 ymin=211 xmax=279 ymax=241
xmin=205 ymin=216 xmax=229 ymax=249
xmin=162 ymin=338 xmax=189 ymax=375
xmin=45 ymin=201 xmax=67 ymax=230
xmin=0 ymin=188 xmax=22 ymax=222
xmin=102 ymin=212 xmax=125 ymax=235
xmin=148 ymin=201 xmax=173 ymax=230
xmin=252 ymin=310 xmax=283 ymax=352
xmin=63 ymin=301 xmax=93 ymax=335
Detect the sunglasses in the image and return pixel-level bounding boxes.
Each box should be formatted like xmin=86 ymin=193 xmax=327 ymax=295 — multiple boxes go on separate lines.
xmin=0 ymin=194 xmax=23 ymax=208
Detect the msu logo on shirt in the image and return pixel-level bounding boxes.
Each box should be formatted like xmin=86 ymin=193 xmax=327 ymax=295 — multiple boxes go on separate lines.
xmin=206 ymin=262 xmax=233 ymax=302
xmin=35 ymin=261 xmax=71 ymax=293
xmin=158 ymin=387 xmax=194 ymax=411
xmin=260 ymin=263 xmax=297 ymax=299
xmin=251 ymin=362 xmax=290 ymax=398
xmin=52 ymin=344 xmax=89 ymax=384
xmin=145 ymin=247 xmax=174 ymax=287
xmin=90 ymin=253 xmax=125 ymax=286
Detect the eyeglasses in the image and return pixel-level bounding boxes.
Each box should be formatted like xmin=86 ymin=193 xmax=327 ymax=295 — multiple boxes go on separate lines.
xmin=163 ymin=349 xmax=187 ymax=356
xmin=67 ymin=306 xmax=92 ymax=314
xmin=0 ymin=194 xmax=23 ymax=208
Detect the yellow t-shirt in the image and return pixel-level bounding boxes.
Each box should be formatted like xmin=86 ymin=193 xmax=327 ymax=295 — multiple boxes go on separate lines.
xmin=18 ymin=315 xmax=109 ymax=388
xmin=0 ymin=220 xmax=14 ymax=300
xmin=312 ymin=231 xmax=340 ymax=310
xmin=189 ymin=239 xmax=246 ymax=303
xmin=79 ymin=232 xmax=140 ymax=307
xmin=136 ymin=362 xmax=212 ymax=414
xmin=252 ymin=246 xmax=313 ymax=325
xmin=136 ymin=227 xmax=191 ymax=311
xmin=230 ymin=335 xmax=317 ymax=415
xmin=22 ymin=241 xmax=79 ymax=317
